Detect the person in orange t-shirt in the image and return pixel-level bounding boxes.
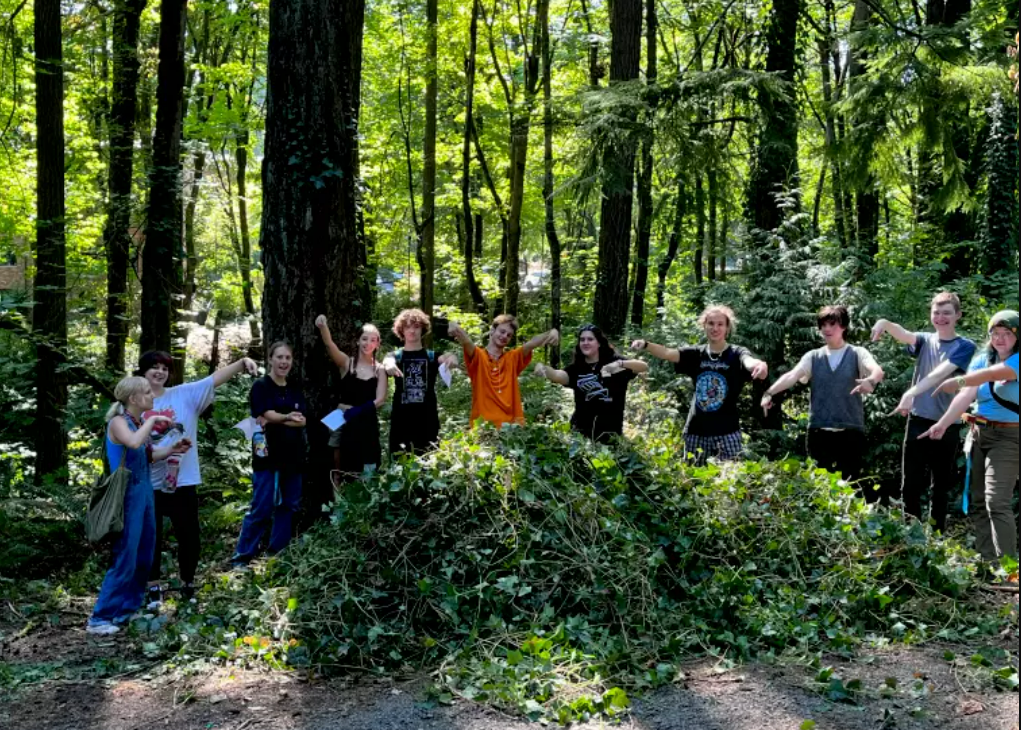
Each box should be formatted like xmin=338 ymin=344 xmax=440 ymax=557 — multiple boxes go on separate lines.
xmin=448 ymin=315 xmax=559 ymax=427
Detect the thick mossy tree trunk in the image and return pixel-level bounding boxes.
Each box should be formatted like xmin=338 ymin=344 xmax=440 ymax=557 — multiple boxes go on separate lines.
xmin=593 ymin=0 xmax=641 ymax=337
xmin=104 ymin=0 xmax=147 ymax=372
xmin=33 ymin=0 xmax=68 ymax=484
xmin=630 ymin=0 xmax=657 ymax=329
xmin=747 ymin=0 xmax=800 ymax=234
xmin=141 ymin=0 xmax=188 ymax=373
xmin=420 ymin=0 xmax=438 ymax=316
xmin=260 ymin=0 xmax=371 ymax=517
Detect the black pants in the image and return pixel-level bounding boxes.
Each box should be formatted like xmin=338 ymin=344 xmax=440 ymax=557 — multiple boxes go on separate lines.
xmin=807 ymin=429 xmax=875 ymax=501
xmin=902 ymin=416 xmax=961 ymax=532
xmin=149 ymin=485 xmax=201 ymax=586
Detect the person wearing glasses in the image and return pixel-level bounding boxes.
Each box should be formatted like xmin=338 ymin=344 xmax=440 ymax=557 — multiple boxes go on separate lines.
xmin=632 ymin=305 xmax=768 ymax=464
xmin=535 ymin=325 xmax=648 ymax=442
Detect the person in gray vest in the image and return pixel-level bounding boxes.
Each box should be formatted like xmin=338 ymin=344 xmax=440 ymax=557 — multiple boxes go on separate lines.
xmin=761 ymin=305 xmax=885 ymax=498
xmin=870 ymin=291 xmax=976 ymax=532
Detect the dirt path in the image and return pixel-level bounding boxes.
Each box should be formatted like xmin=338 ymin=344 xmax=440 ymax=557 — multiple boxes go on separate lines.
xmin=2 ymin=611 xmax=1017 ymax=730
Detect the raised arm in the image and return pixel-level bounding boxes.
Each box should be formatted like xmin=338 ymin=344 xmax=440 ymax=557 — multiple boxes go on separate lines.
xmin=871 ymin=319 xmax=916 ymax=346
xmin=630 ymin=340 xmax=681 ymax=363
xmin=522 ymin=329 xmax=559 ymax=356
xmin=534 ymin=362 xmax=570 ymax=386
xmin=891 ymin=360 xmax=959 ymax=416
xmin=448 ymin=321 xmax=476 ymax=358
xmin=212 ymin=357 xmax=259 ymax=388
xmin=315 ymin=315 xmax=350 ymax=371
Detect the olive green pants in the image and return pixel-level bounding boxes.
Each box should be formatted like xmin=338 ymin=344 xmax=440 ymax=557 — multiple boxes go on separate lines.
xmin=967 ymin=425 xmax=1019 ymax=561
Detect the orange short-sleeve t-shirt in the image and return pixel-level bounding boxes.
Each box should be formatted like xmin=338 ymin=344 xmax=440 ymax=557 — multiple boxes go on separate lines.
xmin=464 ymin=345 xmax=532 ymax=427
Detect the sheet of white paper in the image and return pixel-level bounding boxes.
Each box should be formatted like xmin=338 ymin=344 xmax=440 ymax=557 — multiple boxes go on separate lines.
xmin=234 ymin=417 xmax=258 ymax=441
xmin=321 ymin=409 xmax=347 ymax=431
xmin=439 ymin=363 xmax=453 ymax=388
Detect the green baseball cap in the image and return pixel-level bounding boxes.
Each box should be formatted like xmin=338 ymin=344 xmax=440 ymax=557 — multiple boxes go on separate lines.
xmin=988 ymin=310 xmax=1019 ymax=334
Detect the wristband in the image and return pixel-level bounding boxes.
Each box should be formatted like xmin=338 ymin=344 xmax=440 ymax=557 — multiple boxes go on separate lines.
xmin=955 ymin=376 xmax=967 ymax=389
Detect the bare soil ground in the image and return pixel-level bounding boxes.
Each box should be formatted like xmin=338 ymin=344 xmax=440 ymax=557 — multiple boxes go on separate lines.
xmin=2 ymin=604 xmax=1017 ymax=730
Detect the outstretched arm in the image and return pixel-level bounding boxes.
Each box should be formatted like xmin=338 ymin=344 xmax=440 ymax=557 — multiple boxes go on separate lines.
xmin=760 ymin=363 xmax=808 ymax=415
xmin=891 ymin=360 xmax=958 ymax=416
xmin=522 ymin=329 xmax=559 ymax=356
xmin=740 ymin=352 xmax=769 ymax=380
xmin=212 ymin=357 xmax=259 ymax=388
xmin=850 ymin=354 xmax=885 ymax=396
xmin=153 ymin=438 xmax=192 ymax=461
xmin=600 ymin=359 xmax=650 ymax=377
xmin=936 ymin=362 xmax=1018 ymax=393
xmin=534 ymin=363 xmax=570 ymax=386
xmin=918 ymin=386 xmax=979 ymax=440
xmin=315 ymin=315 xmax=350 ymax=371
xmin=630 ymin=340 xmax=681 ymax=363
xmin=871 ymin=319 xmax=916 ymax=346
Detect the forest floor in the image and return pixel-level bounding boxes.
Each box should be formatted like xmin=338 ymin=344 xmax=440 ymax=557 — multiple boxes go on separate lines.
xmin=1 ymin=595 xmax=1017 ymax=730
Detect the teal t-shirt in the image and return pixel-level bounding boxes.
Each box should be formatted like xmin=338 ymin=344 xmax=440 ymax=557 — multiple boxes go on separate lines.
xmin=972 ymin=352 xmax=1019 ymax=423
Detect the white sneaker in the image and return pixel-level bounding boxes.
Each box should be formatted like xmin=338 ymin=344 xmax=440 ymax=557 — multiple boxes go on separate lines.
xmin=86 ymin=622 xmax=121 ymax=636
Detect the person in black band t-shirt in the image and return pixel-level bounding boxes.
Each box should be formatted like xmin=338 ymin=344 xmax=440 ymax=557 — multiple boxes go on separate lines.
xmin=232 ymin=342 xmax=306 ymax=566
xmin=632 ymin=305 xmax=768 ymax=464
xmin=382 ymin=309 xmax=459 ymax=456
xmin=535 ymin=325 xmax=648 ymax=442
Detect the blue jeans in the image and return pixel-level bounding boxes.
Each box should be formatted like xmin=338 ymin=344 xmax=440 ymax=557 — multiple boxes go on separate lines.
xmin=233 ymin=470 xmax=302 ymax=563
xmin=91 ymin=478 xmax=156 ymax=624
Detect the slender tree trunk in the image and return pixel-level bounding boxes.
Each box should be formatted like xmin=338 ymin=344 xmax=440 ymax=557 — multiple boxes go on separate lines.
xmin=693 ymin=172 xmax=705 ymax=285
xmin=104 ymin=0 xmax=147 ymax=372
xmin=459 ymin=0 xmax=487 ymax=316
xmin=183 ymin=147 xmax=206 ymax=311
xmin=261 ymin=0 xmax=370 ymax=520
xmin=747 ymin=0 xmax=801 ymax=233
xmin=235 ymin=133 xmax=262 ymax=356
xmin=630 ymin=0 xmax=656 ymax=329
xmin=420 ymin=0 xmax=438 ymax=316
xmin=540 ymin=0 xmax=561 ymax=366
xmin=849 ymin=0 xmax=879 ymax=268
xmin=707 ymin=168 xmax=718 ymax=281
xmin=33 ymin=0 xmax=68 ymax=484
xmin=655 ymin=177 xmax=685 ymax=320
xmin=719 ymin=184 xmax=729 ymax=281
xmin=141 ymin=0 xmax=188 ymax=379
xmin=593 ymin=0 xmax=641 ymax=336
xmin=579 ymin=0 xmax=601 ymax=88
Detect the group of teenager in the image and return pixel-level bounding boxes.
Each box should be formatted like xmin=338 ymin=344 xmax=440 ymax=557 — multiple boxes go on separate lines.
xmin=86 ymin=294 xmax=1020 ymax=635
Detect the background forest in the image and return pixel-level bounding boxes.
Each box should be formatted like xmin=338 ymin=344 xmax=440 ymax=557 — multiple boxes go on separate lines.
xmin=0 ymin=0 xmax=1017 ymax=553
xmin=0 ymin=0 xmax=1018 ymax=723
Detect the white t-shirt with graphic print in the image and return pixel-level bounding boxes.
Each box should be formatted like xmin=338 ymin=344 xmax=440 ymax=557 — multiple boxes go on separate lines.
xmin=144 ymin=377 xmax=216 ymax=490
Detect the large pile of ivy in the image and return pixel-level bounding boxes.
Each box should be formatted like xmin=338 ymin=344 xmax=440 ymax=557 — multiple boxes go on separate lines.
xmin=172 ymin=423 xmax=1011 ymax=722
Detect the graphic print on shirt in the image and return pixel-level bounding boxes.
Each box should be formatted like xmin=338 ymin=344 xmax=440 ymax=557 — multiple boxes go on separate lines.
xmin=402 ymin=358 xmax=427 ymax=404
xmin=143 ymin=407 xmax=176 ymax=441
xmin=694 ymin=371 xmax=728 ymax=413
xmin=576 ymin=372 xmax=612 ymax=403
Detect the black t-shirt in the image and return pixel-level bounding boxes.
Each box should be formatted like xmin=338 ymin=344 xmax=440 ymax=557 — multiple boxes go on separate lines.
xmin=564 ymin=357 xmax=637 ymax=442
xmin=250 ymin=376 xmax=307 ymax=472
xmin=391 ymin=348 xmax=441 ymax=438
xmin=674 ymin=345 xmax=752 ymax=436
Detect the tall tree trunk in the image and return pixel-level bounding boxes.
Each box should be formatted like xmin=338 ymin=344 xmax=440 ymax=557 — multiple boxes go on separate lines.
xmin=818 ymin=35 xmax=847 ymax=250
xmin=630 ymin=0 xmax=656 ymax=329
xmin=655 ymin=176 xmax=685 ymax=320
xmin=420 ymin=0 xmax=438 ymax=316
xmin=141 ymin=0 xmax=188 ymax=379
xmin=261 ymin=0 xmax=370 ymax=520
xmin=33 ymin=0 xmax=68 ymax=484
xmin=540 ymin=0 xmax=561 ymax=366
xmin=848 ymin=0 xmax=879 ymax=269
xmin=707 ymin=168 xmax=717 ymax=281
xmin=461 ymin=0 xmax=487 ymax=316
xmin=747 ymin=0 xmax=801 ymax=233
xmin=579 ymin=0 xmax=601 ymax=88
xmin=719 ymin=183 xmax=729 ymax=281
xmin=235 ymin=132 xmax=262 ymax=356
xmin=593 ymin=0 xmax=641 ymax=336
xmin=693 ymin=172 xmax=705 ymax=285
xmin=104 ymin=0 xmax=148 ymax=372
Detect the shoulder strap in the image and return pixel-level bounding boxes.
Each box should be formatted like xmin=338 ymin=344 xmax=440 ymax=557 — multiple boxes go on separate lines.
xmin=427 ymin=349 xmax=436 ymax=363
xmin=990 ymin=385 xmax=1020 ymax=414
xmin=394 ymin=349 xmax=403 ymax=365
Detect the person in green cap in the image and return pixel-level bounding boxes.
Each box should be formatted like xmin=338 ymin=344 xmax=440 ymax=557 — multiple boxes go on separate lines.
xmin=920 ymin=310 xmax=1019 ymax=563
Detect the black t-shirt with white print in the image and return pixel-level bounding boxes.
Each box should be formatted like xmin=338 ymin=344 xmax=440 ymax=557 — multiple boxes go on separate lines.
xmin=391 ymin=348 xmax=440 ymax=440
xmin=563 ymin=357 xmax=637 ymax=442
xmin=674 ymin=345 xmax=752 ymax=437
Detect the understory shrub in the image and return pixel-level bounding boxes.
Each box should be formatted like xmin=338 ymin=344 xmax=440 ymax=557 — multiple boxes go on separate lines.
xmin=166 ymin=423 xmax=1012 ymax=721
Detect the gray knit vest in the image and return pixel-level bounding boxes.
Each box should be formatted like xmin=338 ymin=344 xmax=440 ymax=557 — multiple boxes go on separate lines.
xmin=809 ymin=347 xmax=865 ymax=431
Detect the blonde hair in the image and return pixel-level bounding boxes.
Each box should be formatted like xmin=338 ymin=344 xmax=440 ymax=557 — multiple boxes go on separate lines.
xmin=698 ymin=305 xmax=738 ymax=336
xmin=491 ymin=314 xmax=519 ymax=333
xmin=105 ymin=376 xmax=150 ymax=422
